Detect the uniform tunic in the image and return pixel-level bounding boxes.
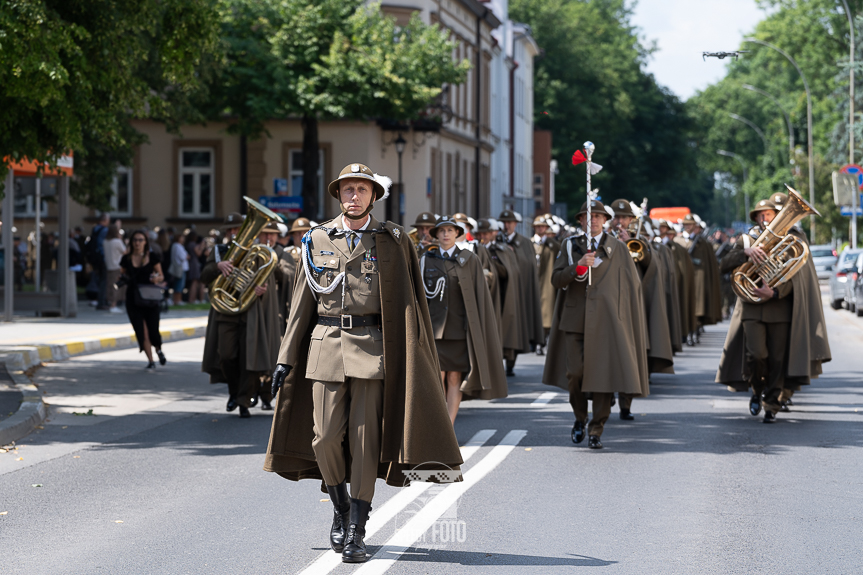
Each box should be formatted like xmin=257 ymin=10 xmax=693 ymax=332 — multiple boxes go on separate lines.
xmin=423 ymin=247 xmax=469 ymax=373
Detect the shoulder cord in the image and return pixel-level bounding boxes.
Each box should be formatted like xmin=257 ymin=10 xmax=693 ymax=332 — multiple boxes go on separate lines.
xmin=420 ymin=253 xmax=446 ymax=301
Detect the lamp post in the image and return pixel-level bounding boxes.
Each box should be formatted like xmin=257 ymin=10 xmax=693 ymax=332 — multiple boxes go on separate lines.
xmin=741 ymin=84 xmax=795 ymax=173
xmin=395 ymin=133 xmax=406 ymax=226
xmin=743 ymin=37 xmax=816 ymax=242
xmin=728 ymin=113 xmax=769 ymax=153
xmin=717 ymin=149 xmax=749 ymax=220
xmin=841 ymin=0 xmax=857 ymax=248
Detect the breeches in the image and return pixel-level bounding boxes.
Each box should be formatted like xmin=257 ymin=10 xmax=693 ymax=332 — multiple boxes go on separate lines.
xmin=312 ymin=378 xmax=384 ymax=503
xmin=217 ymin=319 xmax=260 ymax=407
xmin=743 ymin=320 xmax=789 ymax=413
xmin=564 ymin=332 xmax=612 ymax=437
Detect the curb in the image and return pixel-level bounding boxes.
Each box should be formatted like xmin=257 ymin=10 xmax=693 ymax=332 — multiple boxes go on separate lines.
xmin=0 ymin=321 xmax=206 ymax=445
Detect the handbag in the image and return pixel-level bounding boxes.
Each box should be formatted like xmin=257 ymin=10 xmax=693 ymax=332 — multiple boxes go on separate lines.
xmin=136 ymin=284 xmax=164 ymax=308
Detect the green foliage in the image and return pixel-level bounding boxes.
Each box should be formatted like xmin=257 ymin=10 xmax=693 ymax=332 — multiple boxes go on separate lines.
xmin=510 ymin=0 xmax=712 ymax=220
xmin=0 ymin=0 xmax=220 ymax=209
xmin=208 ymin=0 xmax=469 ymax=135
xmin=689 ymin=0 xmax=863 ymax=242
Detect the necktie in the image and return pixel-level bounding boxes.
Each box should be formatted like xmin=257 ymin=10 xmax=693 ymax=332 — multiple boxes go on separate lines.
xmin=590 ymin=238 xmax=597 ymax=252
xmin=347 ymin=232 xmax=356 ymax=252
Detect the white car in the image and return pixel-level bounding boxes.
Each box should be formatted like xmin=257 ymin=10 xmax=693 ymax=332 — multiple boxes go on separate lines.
xmin=829 ymin=249 xmax=863 ymax=309
xmin=809 ymin=244 xmax=838 ymax=281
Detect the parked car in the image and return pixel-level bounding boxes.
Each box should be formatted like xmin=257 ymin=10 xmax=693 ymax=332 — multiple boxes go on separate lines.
xmin=845 ymin=252 xmax=863 ymax=314
xmin=828 ymin=248 xmax=862 ymax=309
xmin=853 ymin=254 xmax=863 ymax=317
xmin=810 ymin=244 xmax=838 ymax=281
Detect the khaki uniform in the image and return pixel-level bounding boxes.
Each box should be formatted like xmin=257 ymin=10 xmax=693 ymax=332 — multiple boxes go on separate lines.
xmin=276 ymin=245 xmax=301 ymax=334
xmin=535 ymin=237 xmax=560 ymax=333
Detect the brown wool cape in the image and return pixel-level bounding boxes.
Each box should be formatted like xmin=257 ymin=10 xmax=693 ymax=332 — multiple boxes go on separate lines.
xmin=489 ymin=243 xmax=525 ymax=352
xmin=201 ymin=254 xmax=282 ymax=380
xmin=537 ymin=238 xmax=560 ymax=330
xmin=461 ymin=241 xmax=503 ymax=341
xmin=448 ymin=249 xmax=507 ymax=400
xmin=508 ymin=232 xmax=545 ymax=348
xmin=655 ymin=243 xmax=683 ymax=353
xmin=542 ymin=235 xmax=650 ymax=395
xmin=640 ymin=245 xmax=674 ymax=374
xmin=715 ymin=230 xmax=831 ymax=390
xmin=669 ymin=241 xmax=697 ymax=336
xmin=264 ymin=221 xmax=464 ymax=486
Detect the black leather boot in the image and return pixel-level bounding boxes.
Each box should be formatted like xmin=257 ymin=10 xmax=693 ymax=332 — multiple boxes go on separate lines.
xmin=342 ymin=498 xmax=372 ymax=563
xmin=326 ymin=482 xmax=351 ymax=552
xmin=619 ymin=408 xmax=635 ymax=421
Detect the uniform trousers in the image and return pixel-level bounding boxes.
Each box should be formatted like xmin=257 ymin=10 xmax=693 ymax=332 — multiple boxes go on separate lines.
xmin=216 ymin=318 xmax=265 ymax=407
xmin=743 ymin=319 xmax=789 ymax=414
xmin=312 ymin=378 xmax=384 ymax=503
xmin=564 ymin=332 xmax=613 ymax=437
xmin=619 ymin=393 xmax=634 ymax=412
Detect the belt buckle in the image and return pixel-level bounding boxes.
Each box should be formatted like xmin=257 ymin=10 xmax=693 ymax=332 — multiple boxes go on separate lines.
xmin=340 ymin=314 xmax=353 ymax=329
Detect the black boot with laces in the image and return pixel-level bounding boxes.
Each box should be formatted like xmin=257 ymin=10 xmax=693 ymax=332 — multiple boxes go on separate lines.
xmin=326 ymin=482 xmax=351 ymax=552
xmin=342 ymin=498 xmax=372 ymax=563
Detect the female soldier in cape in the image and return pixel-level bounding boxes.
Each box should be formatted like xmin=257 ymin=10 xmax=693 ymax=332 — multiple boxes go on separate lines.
xmin=421 ymin=216 xmax=506 ymax=423
xmin=267 ymin=163 xmax=462 ymax=564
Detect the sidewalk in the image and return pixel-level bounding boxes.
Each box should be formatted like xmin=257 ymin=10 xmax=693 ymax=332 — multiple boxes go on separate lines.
xmin=0 ymin=301 xmax=210 ymax=445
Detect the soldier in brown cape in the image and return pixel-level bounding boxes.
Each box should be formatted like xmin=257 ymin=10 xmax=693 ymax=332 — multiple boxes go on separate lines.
xmin=662 ymin=221 xmax=697 ymax=344
xmin=266 ymin=163 xmax=462 ymax=564
xmin=421 ymin=216 xmax=506 ymax=423
xmin=452 ymin=214 xmax=501 ymax=329
xmin=275 ymin=217 xmax=310 ymax=334
xmin=499 ymin=210 xmax=544 ymax=375
xmin=675 ymin=215 xmax=722 ymax=338
xmin=715 ymin=198 xmax=831 ymax=422
xmin=609 ymin=199 xmax=674 ymax=421
xmin=543 ymin=200 xmax=649 ymax=449
xmin=201 ymin=215 xmax=283 ymax=415
xmin=533 ymin=215 xmax=560 ymax=355
xmin=652 ymin=222 xmax=683 ymax=354
xmin=477 ymin=218 xmax=521 ymax=349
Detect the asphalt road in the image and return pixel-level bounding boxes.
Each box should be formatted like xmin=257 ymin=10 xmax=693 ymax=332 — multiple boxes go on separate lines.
xmin=2 ymin=303 xmax=862 ymax=574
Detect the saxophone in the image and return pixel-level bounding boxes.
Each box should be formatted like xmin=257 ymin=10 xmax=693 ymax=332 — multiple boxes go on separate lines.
xmin=210 ymin=196 xmax=280 ymax=315
xmin=731 ymin=185 xmax=819 ymax=303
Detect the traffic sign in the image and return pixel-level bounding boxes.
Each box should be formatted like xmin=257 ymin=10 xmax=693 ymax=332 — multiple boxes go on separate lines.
xmin=840 ymin=164 xmax=863 ymax=188
xmin=258 ymin=195 xmax=303 ymax=213
xmin=840 ymin=205 xmax=863 ymax=216
xmin=273 ymin=178 xmax=288 ymax=195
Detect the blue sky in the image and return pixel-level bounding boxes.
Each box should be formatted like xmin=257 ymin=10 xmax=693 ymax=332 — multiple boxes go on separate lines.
xmin=630 ymin=0 xmax=772 ymax=101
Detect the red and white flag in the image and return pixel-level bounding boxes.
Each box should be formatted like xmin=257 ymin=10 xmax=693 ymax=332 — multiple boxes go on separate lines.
xmin=572 ymin=150 xmax=602 ymax=174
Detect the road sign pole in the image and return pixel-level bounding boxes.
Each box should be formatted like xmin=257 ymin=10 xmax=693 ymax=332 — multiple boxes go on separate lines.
xmin=853 ymin=189 xmax=858 ymax=249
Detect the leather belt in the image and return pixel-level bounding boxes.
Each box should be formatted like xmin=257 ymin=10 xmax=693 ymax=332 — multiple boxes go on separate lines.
xmin=317 ymin=314 xmax=381 ymax=329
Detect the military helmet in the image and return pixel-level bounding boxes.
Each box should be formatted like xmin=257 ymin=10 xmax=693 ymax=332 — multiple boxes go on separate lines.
xmin=327 ymin=163 xmax=390 ymax=202
xmin=430 ymin=215 xmax=463 ymax=238
xmin=290 ymin=217 xmax=312 ymax=233
xmin=770 ymin=191 xmax=788 ymax=207
xmin=576 ymin=200 xmax=612 ymax=221
xmin=610 ymin=198 xmax=636 ymax=218
xmin=749 ymin=198 xmax=779 ymax=222
xmin=413 ymin=212 xmax=437 ymax=227
xmin=220 ymin=212 xmax=243 ymax=230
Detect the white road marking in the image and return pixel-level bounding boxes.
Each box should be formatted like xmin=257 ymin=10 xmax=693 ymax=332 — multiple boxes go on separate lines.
xmin=355 ymin=429 xmax=527 ymax=575
xmin=531 ymin=391 xmax=560 ymax=405
xmin=297 ymin=429 xmax=496 ymax=575
xmin=713 ymin=399 xmax=863 ymax=413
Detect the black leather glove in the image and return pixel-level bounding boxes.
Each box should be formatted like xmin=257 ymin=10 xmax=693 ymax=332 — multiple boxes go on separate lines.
xmin=271 ymin=364 xmax=290 ymax=398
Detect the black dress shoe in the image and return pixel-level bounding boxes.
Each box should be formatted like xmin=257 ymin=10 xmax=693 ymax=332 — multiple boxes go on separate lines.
xmin=146 ymin=361 xmax=156 ymax=370
xmin=239 ymin=406 xmax=251 ymax=418
xmin=588 ymin=435 xmax=603 ymax=449
xmin=785 ymin=398 xmax=793 ymax=406
xmin=571 ymin=421 xmax=585 ymax=444
xmin=326 ymin=482 xmax=351 ymax=552
xmin=261 ymin=400 xmax=273 ymax=411
xmin=248 ymin=396 xmax=258 ymax=408
xmin=763 ymin=411 xmax=776 ymax=424
xmin=780 ymin=401 xmax=790 ymax=412
xmin=749 ymin=394 xmax=762 ymax=416
xmin=342 ymin=498 xmax=372 ymax=563
xmin=535 ymin=346 xmax=545 ymax=356
xmin=610 ymin=395 xmax=616 ymax=408
xmin=619 ymin=408 xmax=635 ymax=421
xmin=226 ymin=397 xmax=239 ymax=412
xmin=156 ymin=349 xmax=167 ymax=366
xmin=506 ymin=369 xmax=515 ymax=377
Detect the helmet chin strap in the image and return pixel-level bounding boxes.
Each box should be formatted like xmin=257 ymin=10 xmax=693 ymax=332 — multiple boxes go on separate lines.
xmin=341 ymin=198 xmax=376 ymax=221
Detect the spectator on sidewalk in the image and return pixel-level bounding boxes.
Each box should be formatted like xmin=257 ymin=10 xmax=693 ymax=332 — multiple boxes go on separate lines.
xmin=85 ymin=213 xmax=111 ymax=309
xmin=104 ymin=224 xmax=127 ymax=313
xmin=185 ymin=230 xmax=205 ymax=304
xmin=168 ymin=233 xmax=190 ymax=306
xmin=119 ymin=230 xmax=166 ymax=369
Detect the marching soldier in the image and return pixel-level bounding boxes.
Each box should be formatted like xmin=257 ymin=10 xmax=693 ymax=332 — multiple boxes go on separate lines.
xmin=421 ymin=216 xmax=506 ymax=423
xmin=651 ymin=226 xmax=683 ymax=356
xmin=715 ymin=197 xmax=831 ymax=421
xmin=411 ymin=211 xmax=438 ymax=252
xmin=675 ymin=214 xmax=722 ymax=338
xmin=663 ymin=220 xmax=697 ymax=344
xmin=201 ymin=214 xmax=283 ymax=415
xmin=543 ymin=200 xmax=649 ymax=449
xmin=266 ymin=163 xmax=462 ymax=564
xmin=609 ymin=199 xmax=674 ymax=420
xmin=276 ymin=217 xmax=311 ymax=334
xmin=477 ymin=218 xmax=522 ymax=356
xmin=498 ymin=210 xmax=544 ymax=375
xmin=533 ymin=215 xmax=560 ymax=355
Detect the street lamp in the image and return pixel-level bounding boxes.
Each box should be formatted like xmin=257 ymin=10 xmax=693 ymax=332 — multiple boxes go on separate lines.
xmin=840 ymin=0 xmax=857 ymax=248
xmin=743 ymin=37 xmax=816 ymax=242
xmin=717 ymin=149 xmax=749 ymax=219
xmin=395 ymin=133 xmax=406 ymax=226
xmin=728 ymin=113 xmax=769 ymax=153
xmin=741 ymin=84 xmax=795 ymax=172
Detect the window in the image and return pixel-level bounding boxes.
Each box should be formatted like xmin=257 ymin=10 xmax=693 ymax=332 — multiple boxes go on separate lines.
xmin=288 ymin=149 xmax=325 ymax=220
xmin=179 ymin=148 xmax=214 ymax=217
xmin=13 ymin=177 xmax=52 ymax=217
xmin=110 ymin=167 xmax=133 ymax=216
xmin=534 ymin=174 xmax=543 ymax=185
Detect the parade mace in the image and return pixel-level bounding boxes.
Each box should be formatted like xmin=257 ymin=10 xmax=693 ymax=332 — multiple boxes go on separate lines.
xmin=572 ymin=141 xmax=603 ymax=285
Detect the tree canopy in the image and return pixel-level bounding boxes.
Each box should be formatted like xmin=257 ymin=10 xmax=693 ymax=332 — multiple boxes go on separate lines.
xmin=0 ymin=0 xmax=220 ymax=208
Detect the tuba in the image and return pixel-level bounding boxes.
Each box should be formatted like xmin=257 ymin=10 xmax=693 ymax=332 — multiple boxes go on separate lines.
xmin=625 ymin=198 xmax=652 ymax=270
xmin=210 ymin=196 xmax=280 ymax=315
xmin=732 ymin=185 xmax=819 ymax=303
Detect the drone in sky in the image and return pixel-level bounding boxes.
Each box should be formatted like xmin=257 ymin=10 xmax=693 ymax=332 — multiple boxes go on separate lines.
xmin=703 ymin=51 xmax=749 ymax=61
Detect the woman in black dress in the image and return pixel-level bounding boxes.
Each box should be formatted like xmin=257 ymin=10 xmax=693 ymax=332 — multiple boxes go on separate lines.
xmin=119 ymin=230 xmax=167 ymax=369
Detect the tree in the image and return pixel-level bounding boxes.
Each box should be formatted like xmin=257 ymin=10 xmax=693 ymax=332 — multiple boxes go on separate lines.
xmin=510 ymin=0 xmax=712 ymax=219
xmin=0 ymin=0 xmax=219 ymax=208
xmin=209 ymin=0 xmax=469 ymax=218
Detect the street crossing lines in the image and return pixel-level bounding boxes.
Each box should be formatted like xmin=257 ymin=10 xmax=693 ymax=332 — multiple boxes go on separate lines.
xmin=297 ymin=428 xmax=496 ymax=575
xmin=531 ymin=391 xmax=560 ymax=405
xmin=354 ymin=429 xmax=528 ymax=575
